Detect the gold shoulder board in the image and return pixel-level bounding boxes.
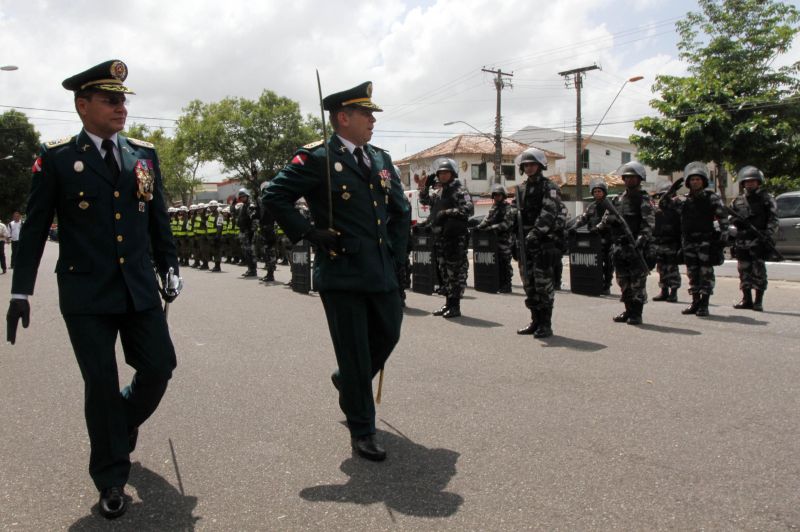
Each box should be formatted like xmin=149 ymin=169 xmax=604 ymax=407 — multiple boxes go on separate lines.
xmin=127 ymin=137 xmax=155 ymax=149
xmin=44 ymin=136 xmax=73 ymax=148
xmin=303 ymin=140 xmax=324 ymax=149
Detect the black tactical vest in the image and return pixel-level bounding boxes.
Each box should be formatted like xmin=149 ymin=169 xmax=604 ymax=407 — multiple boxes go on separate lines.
xmin=486 ymin=202 xmax=507 ymax=225
xmin=745 ymin=189 xmax=769 ymax=230
xmin=620 ymin=190 xmax=644 ymax=236
xmin=430 ymin=180 xmax=461 ymax=220
xmin=680 ymin=191 xmax=714 ymax=235
xmin=653 ymin=203 xmax=682 ymax=238
xmin=521 ymin=176 xmax=545 ymax=227
xmin=587 ymin=201 xmax=606 ymax=229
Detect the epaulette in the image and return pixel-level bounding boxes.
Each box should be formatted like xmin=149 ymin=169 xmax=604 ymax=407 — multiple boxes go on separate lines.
xmin=370 ymin=144 xmax=388 ymax=153
xmin=303 ymin=140 xmax=323 ymax=149
xmin=44 ymin=136 xmax=73 ymax=149
xmin=127 ymin=137 xmax=155 ymax=149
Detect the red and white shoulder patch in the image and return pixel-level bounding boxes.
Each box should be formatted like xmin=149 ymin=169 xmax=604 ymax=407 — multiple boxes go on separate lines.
xmin=32 ymin=157 xmax=43 ymax=173
xmin=291 ymin=153 xmax=308 ymax=166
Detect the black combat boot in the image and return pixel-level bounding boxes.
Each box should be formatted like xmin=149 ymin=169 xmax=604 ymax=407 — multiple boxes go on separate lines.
xmin=263 ymin=270 xmax=275 ymax=282
xmin=212 ymin=262 xmax=222 ymax=272
xmin=613 ymin=303 xmax=630 ymax=322
xmin=652 ymin=286 xmax=669 ymax=301
xmin=682 ymin=294 xmax=700 ymax=315
xmin=498 ymin=283 xmax=512 ymax=293
xmin=734 ymin=289 xmax=753 ymax=309
xmin=626 ymin=302 xmax=643 ymax=325
xmin=533 ymin=308 xmax=553 ymax=338
xmin=443 ymin=298 xmax=461 ymax=318
xmin=752 ymin=290 xmax=764 ymax=312
xmin=696 ymin=294 xmax=710 ymax=317
xmin=667 ymin=287 xmax=678 ymax=302
xmin=517 ymin=310 xmax=538 ymax=335
xmin=433 ymin=299 xmax=450 ymax=316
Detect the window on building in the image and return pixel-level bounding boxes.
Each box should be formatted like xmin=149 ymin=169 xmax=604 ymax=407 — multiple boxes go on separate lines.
xmin=621 ymin=151 xmax=632 ymax=164
xmin=582 ymin=149 xmax=590 ymax=169
xmin=502 ymin=164 xmax=515 ymax=181
xmin=605 ymin=149 xmax=611 ymax=156
xmin=471 ymin=163 xmax=487 ymax=180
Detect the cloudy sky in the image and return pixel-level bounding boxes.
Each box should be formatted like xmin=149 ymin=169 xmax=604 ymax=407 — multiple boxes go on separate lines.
xmin=1 ymin=0 xmax=798 ymax=178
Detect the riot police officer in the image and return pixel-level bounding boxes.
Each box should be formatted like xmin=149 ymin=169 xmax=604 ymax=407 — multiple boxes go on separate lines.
xmin=651 ymin=181 xmax=683 ymax=302
xmin=258 ymin=181 xmax=278 ymax=282
xmin=477 ymin=184 xmax=517 ymax=293
xmin=207 ymin=200 xmax=223 ymax=272
xmin=237 ymin=188 xmax=258 ymax=277
xmin=515 ymin=147 xmax=564 ymax=338
xmin=419 ymin=158 xmax=474 ymax=318
xmin=729 ymin=166 xmax=779 ymax=311
xmin=671 ymin=162 xmax=729 ymax=317
xmin=597 ymin=162 xmax=654 ymax=325
xmin=569 ymin=179 xmax=613 ymax=295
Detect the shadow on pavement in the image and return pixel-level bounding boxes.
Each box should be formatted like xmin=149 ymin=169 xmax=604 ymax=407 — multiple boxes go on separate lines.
xmin=69 ymin=462 xmax=200 ymax=531
xmin=539 ymin=335 xmax=607 ymax=352
xmin=636 ymin=323 xmax=702 ymax=335
xmin=299 ymin=427 xmax=463 ymax=519
xmin=446 ymin=315 xmax=503 ymax=328
xmin=402 ymin=306 xmax=430 ymax=317
xmin=758 ymin=310 xmax=800 ymax=318
xmin=698 ymin=314 xmax=768 ymax=326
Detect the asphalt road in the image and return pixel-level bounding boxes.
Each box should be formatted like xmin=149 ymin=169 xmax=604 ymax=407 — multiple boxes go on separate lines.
xmin=1 ymin=242 xmax=799 ymax=531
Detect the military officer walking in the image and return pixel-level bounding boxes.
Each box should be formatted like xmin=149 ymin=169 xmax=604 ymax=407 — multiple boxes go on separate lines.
xmin=597 ymin=162 xmax=654 ymax=325
xmin=262 ymin=82 xmax=410 ymax=462
xmin=514 ymin=148 xmax=564 ymax=338
xmin=729 ymin=166 xmax=779 ymax=311
xmin=6 ymin=60 xmax=182 ymax=519
xmin=419 ymin=158 xmax=473 ymax=317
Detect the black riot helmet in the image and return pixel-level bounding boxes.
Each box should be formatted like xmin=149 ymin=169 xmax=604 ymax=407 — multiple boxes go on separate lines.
xmin=434 ymin=158 xmax=458 ymax=178
xmin=491 ymin=184 xmax=507 ymax=198
xmin=737 ymin=165 xmax=765 ymax=184
xmin=589 ymin=178 xmax=608 ymax=196
xmin=655 ymin=180 xmax=673 ymax=197
xmin=618 ymin=161 xmax=647 ymax=183
xmin=518 ymin=147 xmax=548 ymax=173
xmin=683 ymin=161 xmax=709 ymax=188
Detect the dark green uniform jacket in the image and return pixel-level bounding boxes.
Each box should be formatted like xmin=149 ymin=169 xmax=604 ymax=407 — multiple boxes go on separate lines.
xmin=12 ymin=130 xmax=178 ymax=315
xmin=262 ymin=135 xmax=410 ymax=292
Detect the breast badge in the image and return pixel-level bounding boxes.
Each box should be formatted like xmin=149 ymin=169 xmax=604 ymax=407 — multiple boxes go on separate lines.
xmin=334 ymin=162 xmax=343 ymax=172
xmin=134 ymin=159 xmax=155 ymax=201
xmin=73 ymin=161 xmax=84 ymax=172
xmin=78 ymin=200 xmax=89 ymax=210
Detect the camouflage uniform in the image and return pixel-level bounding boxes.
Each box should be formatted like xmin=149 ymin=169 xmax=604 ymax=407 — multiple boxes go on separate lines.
xmin=730 ymin=185 xmax=778 ymax=296
xmin=238 ymin=199 xmax=259 ymax=276
xmin=476 ymin=198 xmax=517 ymax=292
xmin=598 ymin=187 xmax=654 ymax=315
xmin=674 ymin=190 xmax=728 ymax=297
xmin=420 ymin=177 xmax=473 ymax=302
xmin=652 ymin=193 xmax=683 ymax=298
xmin=572 ymin=198 xmax=613 ymax=292
xmin=259 ymin=204 xmax=278 ymax=281
xmin=516 ymin=171 xmax=564 ymax=332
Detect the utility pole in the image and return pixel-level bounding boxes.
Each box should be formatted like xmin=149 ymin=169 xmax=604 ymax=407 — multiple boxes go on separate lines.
xmin=558 ymin=64 xmax=599 ymax=201
xmin=482 ymin=67 xmax=513 ymax=187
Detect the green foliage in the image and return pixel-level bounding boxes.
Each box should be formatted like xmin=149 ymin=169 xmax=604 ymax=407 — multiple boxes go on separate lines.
xmin=201 ymin=90 xmax=320 ymax=193
xmin=631 ymin=0 xmax=800 ymax=193
xmin=0 ymin=110 xmax=40 ymax=219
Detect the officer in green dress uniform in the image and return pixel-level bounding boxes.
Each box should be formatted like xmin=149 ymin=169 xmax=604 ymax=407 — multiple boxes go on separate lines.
xmin=6 ymin=60 xmax=182 ymax=519
xmin=262 ymin=81 xmax=410 ymax=461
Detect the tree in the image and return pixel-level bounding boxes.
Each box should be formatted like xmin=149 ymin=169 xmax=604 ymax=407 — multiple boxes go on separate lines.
xmin=631 ymin=0 xmax=800 ymax=198
xmin=174 ymin=100 xmax=218 ymax=203
xmin=0 ymin=110 xmax=40 ymax=219
xmin=204 ymin=90 xmax=320 ymax=193
xmin=124 ymin=123 xmax=198 ymax=205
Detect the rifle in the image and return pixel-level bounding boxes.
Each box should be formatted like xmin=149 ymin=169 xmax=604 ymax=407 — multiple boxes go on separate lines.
xmin=515 ymin=186 xmax=530 ymax=289
xmin=725 ymin=205 xmax=784 ymax=262
xmin=602 ymin=197 xmax=650 ymax=274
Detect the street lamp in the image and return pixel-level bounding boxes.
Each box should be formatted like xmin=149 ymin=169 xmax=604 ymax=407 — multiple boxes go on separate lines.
xmin=1 ymin=65 xmax=19 ymax=71
xmin=444 ymin=120 xmax=502 ymax=185
xmin=582 ymin=75 xmax=644 ymax=150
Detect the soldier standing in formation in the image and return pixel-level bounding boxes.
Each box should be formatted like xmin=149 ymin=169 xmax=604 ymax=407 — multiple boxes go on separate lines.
xmin=259 ymin=182 xmax=278 ymax=282
xmin=569 ymin=179 xmax=613 ymax=295
xmin=651 ymin=181 xmax=683 ymax=303
xmin=263 ymin=81 xmax=410 ymax=461
xmin=237 ymin=188 xmax=258 ymax=277
xmin=6 ymin=60 xmax=181 ymax=519
xmin=206 ymin=200 xmax=223 ymax=272
xmin=476 ymin=184 xmax=516 ymax=293
xmin=729 ymin=166 xmax=779 ymax=312
xmin=515 ymin=147 xmax=564 ymax=338
xmin=670 ymin=162 xmax=728 ymax=317
xmin=597 ymin=162 xmax=654 ymax=325
xmin=419 ymin=158 xmax=474 ymax=318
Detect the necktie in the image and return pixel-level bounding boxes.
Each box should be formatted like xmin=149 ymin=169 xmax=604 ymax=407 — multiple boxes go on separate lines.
xmin=102 ymin=139 xmax=120 ymax=180
xmin=353 ymin=147 xmax=370 ymax=179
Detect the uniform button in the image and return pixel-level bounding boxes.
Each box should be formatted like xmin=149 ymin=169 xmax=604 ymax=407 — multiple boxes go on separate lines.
xmin=370 ymin=184 xmax=374 ymax=189
xmin=69 ymin=266 xmax=74 ymax=271
xmin=115 ymin=213 xmax=121 ymax=220
xmin=379 ymin=238 xmax=383 ymax=244
xmin=113 ymin=191 xmax=120 ymax=198
xmin=377 ymin=219 xmax=381 ymax=225
xmin=79 ymin=191 xmax=84 ymax=197
xmin=373 ymin=201 xmax=378 ymax=207
xmin=119 ymin=257 xmax=125 ymax=264
xmin=117 ymin=235 xmax=123 ymax=242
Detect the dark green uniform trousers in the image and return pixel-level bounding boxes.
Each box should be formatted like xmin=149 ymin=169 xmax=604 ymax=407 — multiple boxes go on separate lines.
xmin=63 ymin=305 xmax=176 ymax=490
xmin=320 ymin=290 xmax=402 ymax=437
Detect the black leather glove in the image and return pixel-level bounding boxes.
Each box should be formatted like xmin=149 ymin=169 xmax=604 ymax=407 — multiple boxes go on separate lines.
xmin=7 ymin=299 xmax=30 ymax=345
xmin=667 ymin=177 xmax=684 ymax=197
xmin=425 ymin=174 xmax=437 ymax=189
xmin=305 ymin=229 xmax=340 ymax=256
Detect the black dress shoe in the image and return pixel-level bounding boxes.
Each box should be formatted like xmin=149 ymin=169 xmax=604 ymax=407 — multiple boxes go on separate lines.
xmin=98 ymin=486 xmax=128 ymax=519
xmin=128 ymin=427 xmax=139 ymax=453
xmin=330 ymin=372 xmax=341 ymax=392
xmin=516 ymin=321 xmax=537 ymax=335
xmin=351 ymin=434 xmax=386 ymax=462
